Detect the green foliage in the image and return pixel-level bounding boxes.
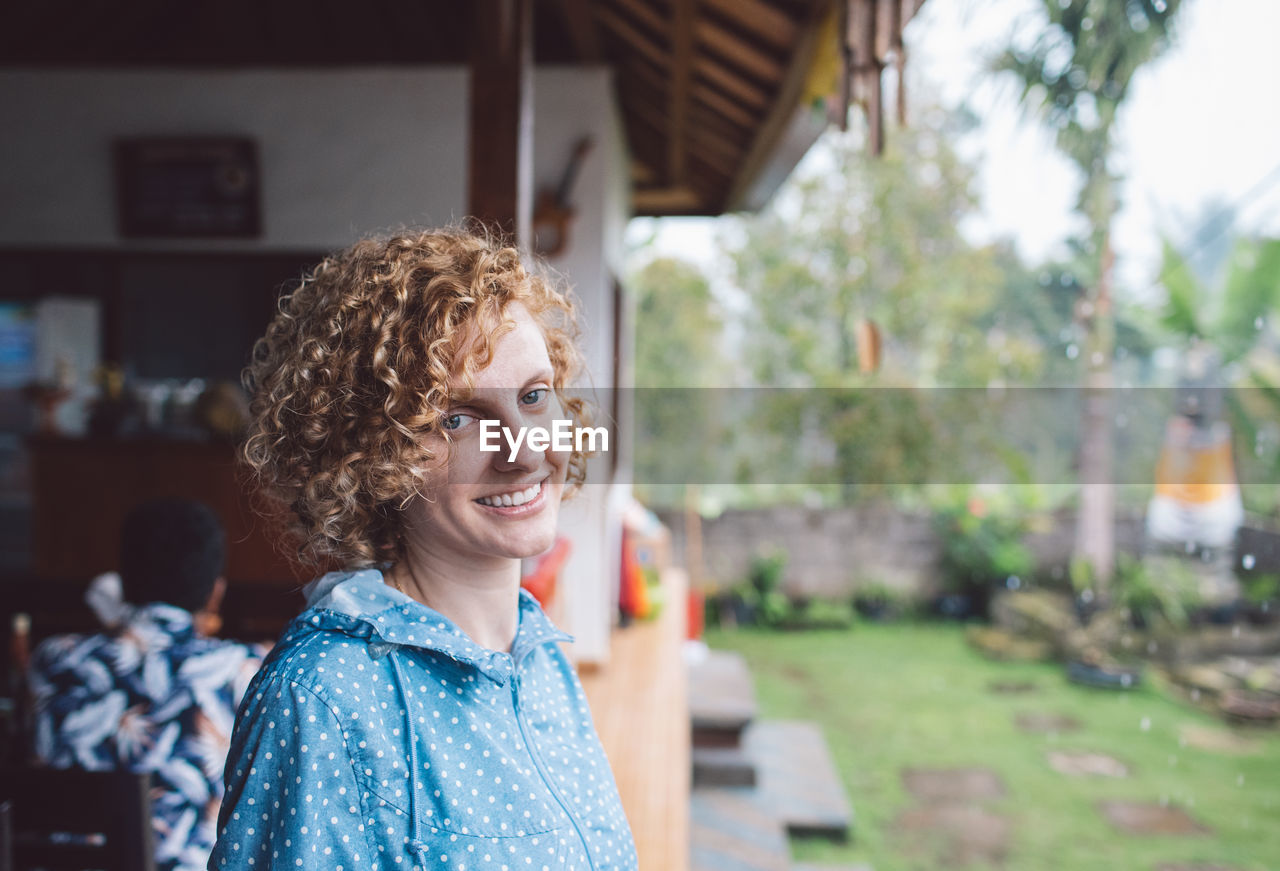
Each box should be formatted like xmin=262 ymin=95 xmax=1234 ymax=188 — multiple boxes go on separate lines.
xmin=1241 ymin=573 xmax=1280 ymax=606
xmin=992 ymin=0 xmax=1182 ymax=225
xmin=852 ymin=579 xmax=913 ymax=621
xmin=743 ymin=550 xmax=790 ymax=628
xmin=1156 ymin=236 xmax=1280 ymax=366
xmin=1112 ymin=554 xmax=1201 ymax=630
xmin=629 ymin=256 xmax=732 ymax=506
xmin=782 ymin=597 xmax=855 ymax=630
xmin=1068 ymin=554 xmax=1095 ymax=595
xmin=933 ymin=501 xmax=1033 ymax=595
xmin=730 ymin=112 xmax=1023 ymax=388
xmin=631 ymin=257 xmax=727 ymax=388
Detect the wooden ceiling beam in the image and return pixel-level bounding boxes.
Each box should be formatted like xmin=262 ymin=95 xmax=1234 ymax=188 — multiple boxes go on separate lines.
xmin=696 ymin=54 xmax=769 ymax=109
xmin=633 ymin=186 xmax=704 ymax=214
xmin=726 ymin=0 xmax=834 ymax=210
xmin=691 ymin=83 xmax=758 ymax=130
xmin=631 ymin=160 xmax=660 ymax=185
xmin=669 ymin=0 xmax=694 ymax=185
xmin=699 ymin=0 xmax=797 ymax=47
xmin=696 ymin=15 xmax=784 ymax=83
xmin=468 ymin=0 xmax=534 ymax=243
xmin=610 ymin=0 xmax=667 ymax=40
xmin=620 ymin=53 xmax=669 ymax=95
xmin=556 ymin=0 xmax=602 ymax=61
xmin=688 ymin=101 xmax=751 ymax=143
xmin=595 ymin=3 xmax=668 ymax=69
xmin=686 ymin=122 xmax=746 ymax=165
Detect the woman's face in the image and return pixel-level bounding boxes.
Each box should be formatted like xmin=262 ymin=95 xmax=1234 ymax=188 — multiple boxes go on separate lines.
xmin=404 ymin=303 xmax=570 ymax=565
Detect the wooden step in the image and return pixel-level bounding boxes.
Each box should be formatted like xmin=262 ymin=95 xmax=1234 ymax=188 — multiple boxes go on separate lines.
xmin=690 ymin=649 xmax=758 ymax=748
xmin=745 ymin=720 xmax=853 ymax=841
xmin=692 ymin=745 xmax=757 ymax=788
xmin=691 ymin=787 xmax=789 ymax=871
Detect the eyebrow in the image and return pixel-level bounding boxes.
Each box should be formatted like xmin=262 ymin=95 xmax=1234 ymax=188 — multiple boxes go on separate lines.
xmin=447 ymin=371 xmax=554 ymax=406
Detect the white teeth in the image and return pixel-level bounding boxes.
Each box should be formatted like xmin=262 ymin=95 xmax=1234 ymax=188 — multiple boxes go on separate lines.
xmin=477 ymin=480 xmax=542 ymax=508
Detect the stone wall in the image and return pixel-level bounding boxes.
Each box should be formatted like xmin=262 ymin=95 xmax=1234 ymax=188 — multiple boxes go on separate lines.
xmin=659 ymin=504 xmax=1162 ymax=601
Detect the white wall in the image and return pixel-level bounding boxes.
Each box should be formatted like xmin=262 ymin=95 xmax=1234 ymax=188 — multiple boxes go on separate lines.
xmin=0 ymin=65 xmax=632 ymax=662
xmin=0 ymin=69 xmax=469 ymax=249
xmin=535 ymin=68 xmax=631 ymax=665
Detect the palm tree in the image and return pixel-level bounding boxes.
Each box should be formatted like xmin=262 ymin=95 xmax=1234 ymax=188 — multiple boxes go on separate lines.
xmin=994 ymin=0 xmax=1184 ymax=593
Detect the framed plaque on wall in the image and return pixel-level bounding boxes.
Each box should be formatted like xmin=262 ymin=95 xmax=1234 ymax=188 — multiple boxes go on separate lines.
xmin=114 ymin=137 xmax=261 ymax=238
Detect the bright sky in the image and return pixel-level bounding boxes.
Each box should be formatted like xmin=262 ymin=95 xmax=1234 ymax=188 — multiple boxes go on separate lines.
xmin=628 ymin=0 xmax=1280 ymax=305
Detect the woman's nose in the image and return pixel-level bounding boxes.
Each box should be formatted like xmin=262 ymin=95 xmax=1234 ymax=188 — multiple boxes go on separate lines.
xmin=491 ymin=414 xmax=548 ymax=473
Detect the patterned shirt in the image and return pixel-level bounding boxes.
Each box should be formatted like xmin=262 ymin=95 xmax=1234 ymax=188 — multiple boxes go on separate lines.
xmin=29 ymin=603 xmax=264 ymax=871
xmin=210 ymin=569 xmax=638 ymax=870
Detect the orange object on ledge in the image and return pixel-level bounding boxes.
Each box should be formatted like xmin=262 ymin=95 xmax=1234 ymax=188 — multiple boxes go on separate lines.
xmin=521 ymin=536 xmax=572 ymax=608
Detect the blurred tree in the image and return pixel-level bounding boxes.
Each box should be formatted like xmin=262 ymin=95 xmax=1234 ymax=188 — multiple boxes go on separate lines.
xmin=632 ymin=257 xmax=729 ymax=388
xmin=730 ymin=109 xmax=1011 ymax=388
xmin=1155 ymin=235 xmax=1280 ymax=508
xmin=993 ymin=0 xmax=1184 ymax=590
xmin=629 ymin=256 xmax=732 ymax=505
xmin=725 ymin=108 xmax=1061 ymax=501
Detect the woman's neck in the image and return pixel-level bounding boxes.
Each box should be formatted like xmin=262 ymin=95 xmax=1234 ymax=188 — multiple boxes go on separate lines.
xmin=386 ymin=546 xmax=522 ymax=654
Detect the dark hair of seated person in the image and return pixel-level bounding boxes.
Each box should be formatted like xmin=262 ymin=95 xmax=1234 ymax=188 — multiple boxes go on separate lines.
xmin=119 ymin=499 xmax=226 ymax=613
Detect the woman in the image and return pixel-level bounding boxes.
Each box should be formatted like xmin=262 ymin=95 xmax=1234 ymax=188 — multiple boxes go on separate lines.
xmin=211 ymin=229 xmax=637 ymax=870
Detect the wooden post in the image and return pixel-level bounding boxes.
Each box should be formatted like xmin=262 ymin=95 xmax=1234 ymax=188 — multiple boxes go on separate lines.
xmin=468 ymin=0 xmax=534 ymax=247
xmin=668 ymin=0 xmax=694 ymax=185
xmin=684 ymin=484 xmax=703 ymax=593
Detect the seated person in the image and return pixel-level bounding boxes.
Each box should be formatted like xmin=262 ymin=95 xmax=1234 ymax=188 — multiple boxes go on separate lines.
xmin=28 ymin=499 xmax=264 ymax=871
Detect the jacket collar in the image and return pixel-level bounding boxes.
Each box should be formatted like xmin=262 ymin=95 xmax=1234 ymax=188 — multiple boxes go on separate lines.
xmin=300 ymin=568 xmax=572 ymax=685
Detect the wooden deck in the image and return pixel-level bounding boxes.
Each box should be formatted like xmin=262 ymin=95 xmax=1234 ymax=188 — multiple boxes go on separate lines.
xmin=580 ymin=567 xmax=690 ymax=871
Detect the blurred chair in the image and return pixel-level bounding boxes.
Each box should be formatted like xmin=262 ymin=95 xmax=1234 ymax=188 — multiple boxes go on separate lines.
xmin=0 ymin=768 xmax=153 ymax=871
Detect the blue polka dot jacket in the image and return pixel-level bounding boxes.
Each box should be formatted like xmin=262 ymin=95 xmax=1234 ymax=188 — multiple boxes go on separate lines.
xmin=210 ymin=569 xmax=638 ymax=870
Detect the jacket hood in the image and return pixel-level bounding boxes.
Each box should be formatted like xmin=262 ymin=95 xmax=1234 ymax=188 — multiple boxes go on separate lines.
xmin=299 ymin=568 xmax=572 ymax=685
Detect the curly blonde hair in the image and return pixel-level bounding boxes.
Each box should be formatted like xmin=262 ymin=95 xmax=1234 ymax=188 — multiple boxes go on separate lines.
xmin=241 ymin=227 xmax=587 ymax=569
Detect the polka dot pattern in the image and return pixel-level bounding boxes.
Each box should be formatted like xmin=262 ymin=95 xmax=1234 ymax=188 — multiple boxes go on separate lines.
xmin=211 ymin=570 xmax=638 ymax=870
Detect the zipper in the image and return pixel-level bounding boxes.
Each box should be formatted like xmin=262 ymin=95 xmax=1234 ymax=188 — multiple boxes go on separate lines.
xmin=511 ymin=668 xmax=595 ymax=867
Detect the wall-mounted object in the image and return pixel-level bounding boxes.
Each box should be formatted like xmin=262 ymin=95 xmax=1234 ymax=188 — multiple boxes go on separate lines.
xmin=114 ymin=137 xmax=261 ymax=238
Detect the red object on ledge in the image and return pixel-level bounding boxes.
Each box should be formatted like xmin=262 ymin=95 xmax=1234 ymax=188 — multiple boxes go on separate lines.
xmin=521 ymin=536 xmax=572 ymax=608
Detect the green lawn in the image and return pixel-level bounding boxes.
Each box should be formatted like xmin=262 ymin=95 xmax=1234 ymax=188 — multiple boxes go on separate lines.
xmin=705 ymin=621 xmax=1280 ymax=871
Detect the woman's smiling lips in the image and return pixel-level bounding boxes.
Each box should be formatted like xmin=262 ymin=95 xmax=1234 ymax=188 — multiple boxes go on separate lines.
xmin=473 ymin=477 xmax=549 ymax=515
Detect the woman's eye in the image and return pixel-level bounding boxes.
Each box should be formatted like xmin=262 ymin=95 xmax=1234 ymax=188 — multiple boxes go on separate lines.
xmin=442 ymin=412 xmax=475 ymax=431
xmin=521 ymin=389 xmax=546 ymax=406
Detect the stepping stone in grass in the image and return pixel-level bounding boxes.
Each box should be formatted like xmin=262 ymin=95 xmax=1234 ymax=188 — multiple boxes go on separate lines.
xmin=745 ymin=721 xmax=852 ymax=840
xmin=1015 ymin=711 xmax=1083 ymax=734
xmin=987 ymin=679 xmax=1038 ymax=694
xmin=1177 ymin=724 xmax=1263 ymax=755
xmin=901 ymin=767 xmax=1006 ymax=803
xmin=892 ymin=802 xmax=1011 ymax=867
xmin=1047 ymin=750 xmax=1130 ymax=778
xmin=1099 ymin=801 xmax=1212 ymax=836
xmin=691 ymin=787 xmax=789 ymax=871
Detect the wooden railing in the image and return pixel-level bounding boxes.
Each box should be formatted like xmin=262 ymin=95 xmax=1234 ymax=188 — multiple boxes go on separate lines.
xmin=579 ymin=567 xmax=690 ymax=871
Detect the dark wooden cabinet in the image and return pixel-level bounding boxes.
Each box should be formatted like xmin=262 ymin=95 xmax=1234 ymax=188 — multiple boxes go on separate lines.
xmin=28 ymin=436 xmax=302 ymax=585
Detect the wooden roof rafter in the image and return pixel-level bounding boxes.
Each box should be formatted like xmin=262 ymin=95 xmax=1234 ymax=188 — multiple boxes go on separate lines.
xmin=0 ymin=0 xmax=930 ymax=216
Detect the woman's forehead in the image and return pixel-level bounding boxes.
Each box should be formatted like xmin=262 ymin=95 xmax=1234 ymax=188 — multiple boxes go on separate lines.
xmin=447 ymin=303 xmax=552 ymax=393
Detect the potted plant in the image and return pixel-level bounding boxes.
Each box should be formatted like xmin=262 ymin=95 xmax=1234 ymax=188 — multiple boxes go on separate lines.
xmin=723 ymin=550 xmax=790 ymax=628
xmin=1240 ymin=573 xmax=1279 ymax=627
xmin=853 ymin=580 xmax=907 ymax=622
xmin=1112 ymin=553 xmax=1201 ymax=631
xmin=932 ymin=499 xmax=1033 ymax=621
